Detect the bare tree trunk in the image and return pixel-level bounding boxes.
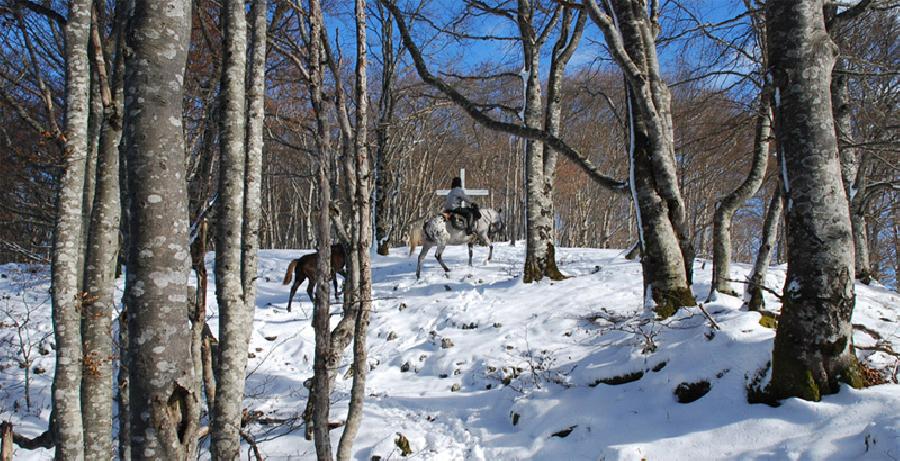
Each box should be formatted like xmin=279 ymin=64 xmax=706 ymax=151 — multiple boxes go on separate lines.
xmin=190 ymin=219 xmax=211 ymax=418
xmin=122 ymin=1 xmax=200 ymax=457
xmin=374 ymin=6 xmax=396 ymax=256
xmin=308 ymin=1 xmax=333 ymax=458
xmin=117 ymin=306 xmax=130 ymax=461
xmin=51 ymin=1 xmax=92 ymax=457
xmin=242 ymin=0 xmax=267 ymax=367
xmin=80 ymin=73 xmax=102 ymax=290
xmin=831 ymin=60 xmax=871 ymax=283
xmin=766 ymin=0 xmax=861 ymax=401
xmin=337 ymin=1 xmax=370 ymax=458
xmin=82 ymin=4 xmax=125 ymax=456
xmin=583 ymin=0 xmax=694 ymax=316
xmin=710 ymin=93 xmax=771 ymax=297
xmin=744 ymin=187 xmax=782 ymax=312
xmin=542 ymin=7 xmax=585 ymax=243
xmin=211 ymin=0 xmax=252 ymax=457
xmin=518 ymin=0 xmax=564 ymax=283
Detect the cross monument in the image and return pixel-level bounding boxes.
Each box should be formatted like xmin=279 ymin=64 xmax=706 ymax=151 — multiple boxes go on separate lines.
xmin=434 ymin=168 xmax=489 ymax=197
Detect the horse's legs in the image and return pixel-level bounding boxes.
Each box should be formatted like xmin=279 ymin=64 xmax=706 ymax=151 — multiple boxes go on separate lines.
xmin=416 ymin=243 xmax=431 ymax=279
xmin=435 ymin=245 xmax=450 ymax=273
xmin=477 ymin=231 xmax=493 ymax=263
xmin=332 ymin=271 xmax=340 ymax=301
xmin=288 ymin=275 xmax=303 ymax=313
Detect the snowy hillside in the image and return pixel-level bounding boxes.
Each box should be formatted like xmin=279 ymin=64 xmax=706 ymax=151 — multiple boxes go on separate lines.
xmin=2 ymin=244 xmax=899 ymax=460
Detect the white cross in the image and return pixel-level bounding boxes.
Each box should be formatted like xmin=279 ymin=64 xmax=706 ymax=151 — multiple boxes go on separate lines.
xmin=434 ymin=168 xmax=489 ymax=196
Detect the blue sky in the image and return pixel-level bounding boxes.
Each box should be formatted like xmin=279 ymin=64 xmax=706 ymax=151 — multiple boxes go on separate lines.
xmin=322 ymin=0 xmax=756 ymax=91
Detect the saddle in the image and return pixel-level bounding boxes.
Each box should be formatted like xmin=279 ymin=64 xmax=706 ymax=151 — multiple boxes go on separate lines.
xmin=442 ymin=209 xmax=475 ymax=235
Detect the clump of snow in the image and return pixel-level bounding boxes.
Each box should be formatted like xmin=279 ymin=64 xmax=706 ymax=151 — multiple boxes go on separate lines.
xmin=1 ymin=245 xmax=898 ymax=460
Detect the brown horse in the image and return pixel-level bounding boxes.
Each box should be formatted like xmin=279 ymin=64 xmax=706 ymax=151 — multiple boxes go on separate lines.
xmin=282 ymin=244 xmax=348 ymax=312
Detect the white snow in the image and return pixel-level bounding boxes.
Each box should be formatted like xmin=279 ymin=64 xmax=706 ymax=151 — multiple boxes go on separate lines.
xmin=1 ymin=245 xmax=899 ymax=460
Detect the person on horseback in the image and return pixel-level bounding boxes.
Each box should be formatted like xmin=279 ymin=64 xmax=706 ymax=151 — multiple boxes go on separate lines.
xmin=443 ymin=176 xmax=481 ymax=235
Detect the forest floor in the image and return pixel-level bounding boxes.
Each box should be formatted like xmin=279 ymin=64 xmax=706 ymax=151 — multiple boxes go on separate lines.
xmin=2 ymin=244 xmax=899 ymax=460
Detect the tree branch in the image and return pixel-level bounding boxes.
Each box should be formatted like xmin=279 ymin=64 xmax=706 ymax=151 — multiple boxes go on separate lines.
xmin=381 ymin=0 xmax=628 ymax=194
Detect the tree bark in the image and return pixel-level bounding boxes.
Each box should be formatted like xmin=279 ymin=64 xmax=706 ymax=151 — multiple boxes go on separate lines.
xmin=336 ymin=1 xmax=370 ymax=458
xmin=517 ymin=0 xmax=565 ymax=283
xmin=831 ymin=59 xmax=871 ymax=283
xmin=308 ymin=1 xmax=334 ymax=459
xmin=374 ymin=7 xmax=396 ymax=256
xmin=744 ymin=187 xmax=783 ymax=312
xmin=122 ymin=1 xmax=200 ymax=457
xmin=80 ymin=71 xmax=102 ymax=291
xmin=117 ymin=306 xmax=130 ymax=461
xmin=81 ymin=4 xmax=125 ymax=456
xmin=766 ymin=0 xmax=861 ymax=401
xmin=541 ymin=7 xmax=585 ymax=241
xmin=1 ymin=422 xmax=12 ymax=461
xmin=51 ymin=1 xmax=92 ymax=457
xmin=710 ymin=92 xmax=772 ymax=297
xmin=211 ymin=0 xmax=253 ymax=457
xmin=583 ymin=0 xmax=695 ymax=316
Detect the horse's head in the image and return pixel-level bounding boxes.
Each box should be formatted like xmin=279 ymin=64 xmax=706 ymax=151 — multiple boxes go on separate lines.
xmin=488 ymin=208 xmax=506 ymax=238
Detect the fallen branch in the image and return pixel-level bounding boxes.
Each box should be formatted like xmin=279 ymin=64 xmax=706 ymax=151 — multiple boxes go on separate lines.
xmin=696 ymin=303 xmax=721 ymax=330
xmin=240 ymin=429 xmax=263 ymax=460
xmin=852 ymin=323 xmax=883 ymax=341
xmin=855 ymin=344 xmax=900 ymax=358
xmin=725 ymin=277 xmax=783 ymax=300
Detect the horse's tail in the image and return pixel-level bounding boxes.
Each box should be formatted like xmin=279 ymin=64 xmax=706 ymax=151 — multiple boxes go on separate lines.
xmin=408 ymin=220 xmax=425 ymax=256
xmin=283 ymin=259 xmax=299 ymax=285
xmin=408 ymin=227 xmax=418 ymax=257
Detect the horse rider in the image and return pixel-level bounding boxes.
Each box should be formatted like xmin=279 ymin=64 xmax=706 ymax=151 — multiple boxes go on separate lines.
xmin=443 ymin=176 xmax=481 ymax=235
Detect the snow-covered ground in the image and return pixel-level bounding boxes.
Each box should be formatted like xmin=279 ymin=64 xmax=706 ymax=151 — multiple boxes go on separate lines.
xmin=2 ymin=244 xmax=899 ymax=460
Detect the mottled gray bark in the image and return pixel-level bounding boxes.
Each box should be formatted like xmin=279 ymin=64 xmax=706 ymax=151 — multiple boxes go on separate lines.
xmin=517 ymin=1 xmax=563 ymax=283
xmin=308 ymin=1 xmax=333 ymax=459
xmin=831 ymin=60 xmax=871 ymax=283
xmin=336 ymin=1 xmax=370 ymax=458
xmin=541 ymin=7 xmax=585 ymax=238
xmin=122 ymin=1 xmax=200 ymax=457
xmin=710 ymin=93 xmax=772 ymax=297
xmin=744 ymin=187 xmax=782 ymax=312
xmin=767 ymin=0 xmax=860 ymax=401
xmin=117 ymin=306 xmax=131 ymax=461
xmin=243 ymin=0 xmax=266 ymax=351
xmin=80 ymin=72 xmax=102 ymax=290
xmin=374 ymin=9 xmax=396 ymax=256
xmin=81 ymin=5 xmax=125 ymax=457
xmin=211 ymin=0 xmax=251 ymax=457
xmin=584 ymin=0 xmax=694 ymax=315
xmin=51 ymin=1 xmax=92 ymax=458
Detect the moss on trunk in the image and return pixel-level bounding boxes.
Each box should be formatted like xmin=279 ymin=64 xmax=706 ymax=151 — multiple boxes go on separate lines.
xmin=523 ymin=241 xmax=567 ymax=283
xmin=652 ymin=285 xmax=695 ymax=320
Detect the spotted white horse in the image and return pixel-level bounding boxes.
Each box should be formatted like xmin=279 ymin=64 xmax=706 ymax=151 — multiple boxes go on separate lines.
xmin=415 ymin=208 xmax=505 ymax=279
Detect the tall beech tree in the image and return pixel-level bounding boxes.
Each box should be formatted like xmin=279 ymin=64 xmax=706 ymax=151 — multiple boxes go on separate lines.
xmin=336 ymin=2 xmax=374 ymax=458
xmin=306 ymin=0 xmax=335 ymax=458
xmin=51 ymin=0 xmax=92 ymax=458
xmin=709 ymin=1 xmax=772 ymax=298
xmin=81 ymin=2 xmax=126 ymax=457
xmin=765 ymin=0 xmax=861 ymax=401
xmin=209 ymin=0 xmax=265 ymax=456
xmin=583 ymin=0 xmax=695 ymax=315
xmin=122 ymin=0 xmax=201 ymax=457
